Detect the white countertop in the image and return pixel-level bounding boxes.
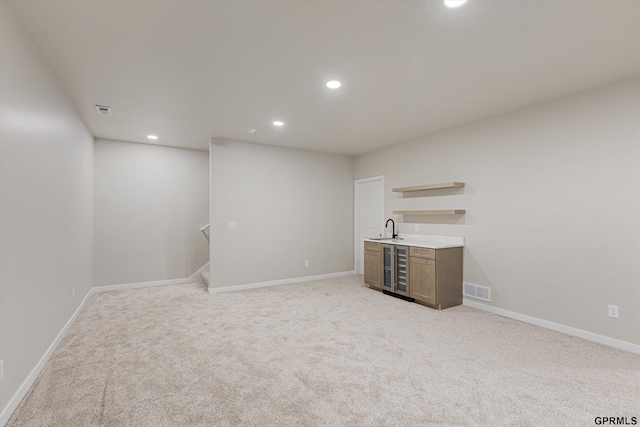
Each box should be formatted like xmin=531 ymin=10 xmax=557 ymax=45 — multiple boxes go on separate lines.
xmin=363 ymin=234 xmax=464 ymax=249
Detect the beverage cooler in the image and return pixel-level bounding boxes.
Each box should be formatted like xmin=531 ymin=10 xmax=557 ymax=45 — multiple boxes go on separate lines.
xmin=381 ymin=244 xmax=410 ymax=297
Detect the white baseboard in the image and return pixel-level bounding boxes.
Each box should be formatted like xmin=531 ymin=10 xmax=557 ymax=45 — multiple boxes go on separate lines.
xmin=93 ymin=277 xmax=190 ymax=293
xmin=0 ymin=274 xmax=200 ymax=426
xmin=0 ymin=287 xmax=96 ymax=427
xmin=2 ymin=269 xmax=353 ymax=424
xmin=463 ymin=298 xmax=640 ymax=354
xmin=5 ymin=273 xmax=633 ymax=427
xmin=188 ymin=263 xmax=209 ymax=283
xmin=208 ymin=270 xmax=355 ymax=293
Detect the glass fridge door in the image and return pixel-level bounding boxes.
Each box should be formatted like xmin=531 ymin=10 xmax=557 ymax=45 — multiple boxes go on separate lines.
xmin=394 ymin=246 xmax=409 ymax=296
xmin=382 ymin=245 xmax=394 ymax=292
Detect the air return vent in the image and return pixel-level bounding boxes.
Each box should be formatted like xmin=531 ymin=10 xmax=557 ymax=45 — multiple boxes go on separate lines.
xmin=95 ymin=105 xmax=112 ymax=115
xmin=463 ymin=282 xmax=491 ymax=302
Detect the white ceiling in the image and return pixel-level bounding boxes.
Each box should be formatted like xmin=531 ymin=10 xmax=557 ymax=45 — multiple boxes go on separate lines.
xmin=8 ymin=0 xmax=640 ymax=155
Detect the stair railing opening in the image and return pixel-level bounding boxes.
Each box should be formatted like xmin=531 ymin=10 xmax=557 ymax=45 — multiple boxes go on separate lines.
xmin=200 ymin=223 xmax=210 ymax=243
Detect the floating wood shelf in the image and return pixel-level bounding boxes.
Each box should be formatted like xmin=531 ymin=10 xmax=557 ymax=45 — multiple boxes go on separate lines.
xmin=393 ymin=210 xmax=466 ymax=215
xmin=392 ymin=182 xmax=465 ymax=193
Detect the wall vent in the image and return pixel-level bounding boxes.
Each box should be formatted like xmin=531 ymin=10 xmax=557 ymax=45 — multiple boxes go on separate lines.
xmin=463 ymin=282 xmax=491 ymax=302
xmin=95 ymin=105 xmax=112 ymax=115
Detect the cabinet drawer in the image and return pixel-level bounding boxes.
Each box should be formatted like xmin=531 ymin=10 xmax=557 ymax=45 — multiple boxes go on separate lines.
xmin=364 ymin=241 xmax=382 ymax=252
xmin=409 ymin=246 xmax=435 ymax=259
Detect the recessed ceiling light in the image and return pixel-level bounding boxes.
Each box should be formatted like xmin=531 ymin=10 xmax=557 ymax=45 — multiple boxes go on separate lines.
xmin=273 ymin=121 xmax=284 ymax=127
xmin=326 ymin=80 xmax=341 ymax=89
xmin=444 ymin=0 xmax=468 ymax=7
xmin=247 ymin=128 xmax=257 ymax=134
xmin=147 ymin=135 xmax=158 ymax=140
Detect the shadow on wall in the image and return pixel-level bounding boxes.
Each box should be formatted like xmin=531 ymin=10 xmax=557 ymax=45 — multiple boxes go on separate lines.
xmin=403 ymin=214 xmax=468 ymax=225
xmin=394 ymin=187 xmax=467 ymax=199
xmin=392 ymin=183 xmax=476 ymax=224
xmin=463 ymin=250 xmax=497 ymax=300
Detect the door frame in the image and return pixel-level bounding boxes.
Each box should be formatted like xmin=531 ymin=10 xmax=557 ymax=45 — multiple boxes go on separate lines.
xmin=354 ymin=175 xmax=385 ymax=275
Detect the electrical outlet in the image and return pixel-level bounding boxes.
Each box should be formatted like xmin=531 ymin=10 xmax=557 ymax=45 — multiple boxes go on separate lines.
xmin=228 ymin=221 xmax=237 ymax=230
xmin=304 ymin=260 xmax=309 ymax=267
xmin=72 ymin=288 xmax=75 ymax=299
xmin=608 ymin=305 xmax=619 ymax=319
xmin=0 ymin=360 xmax=4 ymax=382
xmin=414 ymin=224 xmax=420 ymax=231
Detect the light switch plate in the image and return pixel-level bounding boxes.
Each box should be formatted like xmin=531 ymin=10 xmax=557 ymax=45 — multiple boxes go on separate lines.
xmin=228 ymin=221 xmax=237 ymax=230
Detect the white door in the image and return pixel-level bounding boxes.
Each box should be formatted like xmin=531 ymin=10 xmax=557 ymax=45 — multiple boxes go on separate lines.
xmin=354 ymin=176 xmax=384 ymax=275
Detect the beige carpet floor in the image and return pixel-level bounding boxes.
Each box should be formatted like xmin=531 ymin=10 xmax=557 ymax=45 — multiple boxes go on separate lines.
xmin=7 ymin=275 xmax=640 ymax=426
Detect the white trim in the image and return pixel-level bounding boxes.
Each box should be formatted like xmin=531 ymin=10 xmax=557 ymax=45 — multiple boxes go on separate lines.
xmin=92 ymin=278 xmax=190 ymax=293
xmin=188 ymin=263 xmax=210 ymax=283
xmin=0 ymin=274 xmax=200 ymax=425
xmin=354 ymin=175 xmax=384 ymax=275
xmin=0 ymin=287 xmax=96 ymax=427
xmin=2 ymin=276 xmax=637 ymax=426
xmin=354 ymin=175 xmax=385 ymax=184
xmin=208 ymin=271 xmax=355 ymax=293
xmin=463 ymin=298 xmax=640 ymax=354
xmin=208 ymin=139 xmax=213 ymax=292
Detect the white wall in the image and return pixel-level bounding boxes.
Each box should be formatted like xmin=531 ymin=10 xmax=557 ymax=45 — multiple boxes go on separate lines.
xmin=210 ymin=139 xmax=354 ymax=288
xmin=355 ymin=78 xmax=640 ymax=346
xmin=0 ymin=2 xmax=94 ymax=415
xmin=93 ymin=139 xmax=209 ymax=286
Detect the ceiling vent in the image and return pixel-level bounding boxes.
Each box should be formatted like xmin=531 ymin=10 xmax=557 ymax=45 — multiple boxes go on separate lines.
xmin=95 ymin=105 xmax=112 ymax=115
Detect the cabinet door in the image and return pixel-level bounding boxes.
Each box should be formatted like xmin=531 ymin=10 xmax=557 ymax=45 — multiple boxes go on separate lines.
xmin=364 ymin=250 xmax=382 ymax=289
xmin=409 ymin=256 xmax=436 ymax=304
